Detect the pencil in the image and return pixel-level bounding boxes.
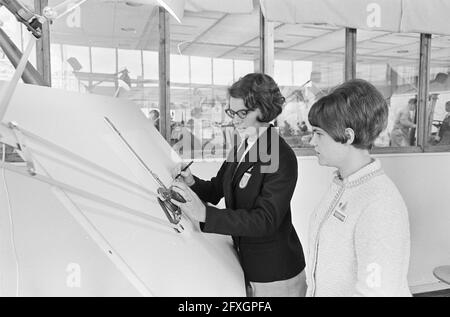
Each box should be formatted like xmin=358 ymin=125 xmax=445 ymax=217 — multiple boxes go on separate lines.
xmin=175 ymin=160 xmax=194 ymax=179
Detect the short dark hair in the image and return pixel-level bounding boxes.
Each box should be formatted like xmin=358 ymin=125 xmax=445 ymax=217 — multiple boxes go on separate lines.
xmin=308 ymin=79 xmax=388 ymax=150
xmin=228 ymin=73 xmax=285 ymax=123
xmin=150 ymin=109 xmax=160 ymax=118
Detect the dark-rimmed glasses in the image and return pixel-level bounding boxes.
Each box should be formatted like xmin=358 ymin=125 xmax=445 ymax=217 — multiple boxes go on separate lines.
xmin=225 ymin=108 xmax=251 ymax=119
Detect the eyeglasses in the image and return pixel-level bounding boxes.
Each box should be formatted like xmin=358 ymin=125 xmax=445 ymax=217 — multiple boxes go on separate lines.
xmin=225 ymin=108 xmax=251 ymax=119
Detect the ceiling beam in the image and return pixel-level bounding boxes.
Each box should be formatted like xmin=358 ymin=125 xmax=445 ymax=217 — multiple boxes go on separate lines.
xmin=217 ymin=23 xmax=284 ymax=59
xmin=180 ymin=13 xmax=229 ymax=54
xmin=275 ymin=29 xmax=343 ymax=54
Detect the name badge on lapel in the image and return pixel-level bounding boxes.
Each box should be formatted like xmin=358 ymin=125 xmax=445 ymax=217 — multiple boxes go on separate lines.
xmin=333 ymin=201 xmax=348 ymax=223
xmin=239 ymin=167 xmax=253 ymax=189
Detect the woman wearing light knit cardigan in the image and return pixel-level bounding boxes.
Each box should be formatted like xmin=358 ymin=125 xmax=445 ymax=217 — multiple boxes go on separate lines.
xmin=306 ymin=79 xmax=411 ymax=297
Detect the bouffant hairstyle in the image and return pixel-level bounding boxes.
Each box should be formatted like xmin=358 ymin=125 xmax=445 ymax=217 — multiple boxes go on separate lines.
xmin=228 ymin=73 xmax=285 ymax=123
xmin=308 ymin=79 xmax=388 ymax=150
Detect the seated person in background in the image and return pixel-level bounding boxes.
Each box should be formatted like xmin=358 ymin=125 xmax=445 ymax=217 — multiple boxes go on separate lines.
xmin=436 ymin=101 xmax=450 ymax=145
xmin=390 ymin=98 xmax=417 ymax=147
xmin=149 ymin=109 xmax=160 ymax=131
xmin=306 ymin=79 xmax=411 ymax=297
xmin=299 ymin=121 xmax=308 ymax=133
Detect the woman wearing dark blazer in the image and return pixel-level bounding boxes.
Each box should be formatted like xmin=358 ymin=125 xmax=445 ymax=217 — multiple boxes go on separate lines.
xmin=171 ymin=73 xmax=305 ymax=297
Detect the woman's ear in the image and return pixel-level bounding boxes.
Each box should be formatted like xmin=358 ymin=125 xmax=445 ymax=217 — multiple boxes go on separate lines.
xmin=255 ymin=108 xmax=264 ymax=122
xmin=344 ymin=128 xmax=355 ymax=145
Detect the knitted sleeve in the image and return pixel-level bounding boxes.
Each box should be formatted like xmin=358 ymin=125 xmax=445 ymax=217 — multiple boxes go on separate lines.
xmin=353 ymin=199 xmax=411 ymax=297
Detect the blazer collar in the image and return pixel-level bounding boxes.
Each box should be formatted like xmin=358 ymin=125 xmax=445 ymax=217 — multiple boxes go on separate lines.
xmin=231 ymin=125 xmax=276 ymax=188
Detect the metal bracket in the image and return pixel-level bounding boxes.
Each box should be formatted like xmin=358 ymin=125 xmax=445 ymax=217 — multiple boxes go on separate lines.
xmin=157 ymin=198 xmax=183 ymax=233
xmin=0 ymin=0 xmax=44 ymax=38
xmin=7 ymin=122 xmax=36 ymax=175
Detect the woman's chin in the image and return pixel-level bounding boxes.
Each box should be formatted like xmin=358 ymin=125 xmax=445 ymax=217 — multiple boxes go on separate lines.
xmin=316 ymin=153 xmax=327 ymax=166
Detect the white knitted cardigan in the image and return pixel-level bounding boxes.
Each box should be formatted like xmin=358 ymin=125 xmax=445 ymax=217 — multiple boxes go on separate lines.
xmin=306 ymin=159 xmax=412 ymax=297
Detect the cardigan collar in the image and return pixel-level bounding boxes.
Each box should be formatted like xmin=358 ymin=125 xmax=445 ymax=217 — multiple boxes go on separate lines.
xmin=333 ymin=159 xmax=384 ymax=188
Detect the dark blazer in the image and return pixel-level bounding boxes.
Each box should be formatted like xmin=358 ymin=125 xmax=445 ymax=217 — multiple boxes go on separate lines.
xmin=191 ymin=126 xmax=305 ymax=283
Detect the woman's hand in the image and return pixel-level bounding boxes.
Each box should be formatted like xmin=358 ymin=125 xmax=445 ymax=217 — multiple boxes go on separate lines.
xmin=171 ymin=162 xmax=195 ymax=186
xmin=170 ymin=181 xmax=206 ymax=223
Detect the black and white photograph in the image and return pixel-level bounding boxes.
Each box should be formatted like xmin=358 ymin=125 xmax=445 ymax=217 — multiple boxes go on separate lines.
xmin=0 ymin=0 xmax=449 ymax=300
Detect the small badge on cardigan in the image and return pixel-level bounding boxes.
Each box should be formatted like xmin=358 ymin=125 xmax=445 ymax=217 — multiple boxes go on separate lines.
xmin=239 ymin=168 xmax=253 ymax=189
xmin=333 ymin=202 xmax=348 ymax=223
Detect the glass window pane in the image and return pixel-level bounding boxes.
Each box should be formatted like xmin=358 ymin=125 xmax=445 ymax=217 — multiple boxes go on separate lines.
xmin=0 ymin=6 xmax=22 ymax=47
xmin=169 ymin=8 xmax=260 ymax=159
xmin=62 ymin=45 xmax=90 ymax=92
xmin=171 ymin=54 xmax=190 ymax=83
xmin=0 ymin=48 xmax=16 ymax=82
xmin=213 ymin=58 xmax=233 ymax=85
xmin=141 ymin=50 xmax=159 ymax=128
xmin=274 ymin=60 xmax=293 ymax=86
xmin=92 ymin=47 xmax=116 ymax=74
xmin=275 ymin=24 xmax=345 ymax=148
xmin=357 ymin=31 xmax=420 ymax=148
xmin=143 ymin=51 xmax=158 ymax=80
xmin=50 ymin=44 xmax=63 ymax=89
xmin=0 ymin=7 xmax=35 ymax=81
xmin=118 ymin=49 xmax=142 ymax=79
xmin=64 ymin=45 xmax=90 ymax=72
xmin=293 ymin=61 xmax=313 ymax=87
xmin=49 ymin=1 xmax=159 ymax=127
xmin=234 ymin=60 xmax=254 ymax=81
xmin=191 ymin=56 xmax=212 ymax=84
xmin=428 ymin=35 xmax=450 ymax=146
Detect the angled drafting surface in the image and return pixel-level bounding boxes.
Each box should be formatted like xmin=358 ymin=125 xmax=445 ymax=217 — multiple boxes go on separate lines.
xmin=0 ymin=81 xmax=245 ymax=296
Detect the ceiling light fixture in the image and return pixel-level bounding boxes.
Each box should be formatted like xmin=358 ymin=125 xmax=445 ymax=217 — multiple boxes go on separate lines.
xmin=125 ymin=1 xmax=144 ymax=6
xmin=177 ymin=41 xmax=191 ymax=56
xmin=121 ymin=27 xmax=137 ymax=32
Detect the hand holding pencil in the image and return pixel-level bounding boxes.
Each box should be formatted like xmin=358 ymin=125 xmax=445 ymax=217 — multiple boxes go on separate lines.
xmin=171 ymin=161 xmax=195 ymax=186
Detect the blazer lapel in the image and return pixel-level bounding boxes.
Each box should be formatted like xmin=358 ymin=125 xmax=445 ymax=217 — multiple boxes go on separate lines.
xmin=232 ymin=154 xmax=256 ymax=190
xmin=231 ymin=126 xmax=274 ymax=189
